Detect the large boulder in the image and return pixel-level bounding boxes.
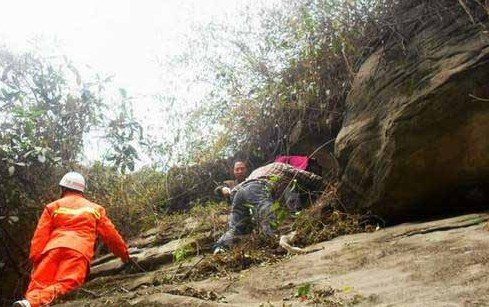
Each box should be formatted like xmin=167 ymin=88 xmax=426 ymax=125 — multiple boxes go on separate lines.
xmin=335 ymin=2 xmax=489 ymax=220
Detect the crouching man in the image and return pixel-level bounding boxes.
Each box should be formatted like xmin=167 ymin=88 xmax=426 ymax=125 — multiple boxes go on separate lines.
xmin=214 ymin=162 xmax=322 ymax=253
xmin=13 ymin=172 xmax=130 ymax=307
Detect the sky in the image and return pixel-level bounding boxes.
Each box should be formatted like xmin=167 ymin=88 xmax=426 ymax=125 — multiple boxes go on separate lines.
xmin=0 ymin=0 xmax=276 ymax=165
xmin=0 ymin=0 xmax=247 ymax=93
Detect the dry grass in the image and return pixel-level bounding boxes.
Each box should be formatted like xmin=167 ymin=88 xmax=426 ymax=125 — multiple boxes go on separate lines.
xmin=291 ymin=183 xmax=374 ymax=247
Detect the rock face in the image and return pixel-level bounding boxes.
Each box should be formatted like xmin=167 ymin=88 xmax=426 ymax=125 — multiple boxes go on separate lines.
xmin=90 ymin=238 xmax=196 ymax=278
xmin=58 ymin=213 xmax=489 ymax=306
xmin=335 ymin=2 xmax=489 ymax=219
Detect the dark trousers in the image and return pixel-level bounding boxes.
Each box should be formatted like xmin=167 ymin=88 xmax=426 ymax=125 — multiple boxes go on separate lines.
xmin=216 ymin=181 xmax=275 ymax=248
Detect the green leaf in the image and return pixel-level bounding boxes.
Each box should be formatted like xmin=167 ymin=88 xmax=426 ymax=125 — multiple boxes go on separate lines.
xmin=269 ymin=175 xmax=281 ymax=183
xmin=295 ymin=283 xmax=311 ymax=298
xmin=173 ymin=245 xmax=190 ymax=263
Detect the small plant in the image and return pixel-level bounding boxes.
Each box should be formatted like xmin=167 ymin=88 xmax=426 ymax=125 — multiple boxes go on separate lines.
xmin=270 ymin=201 xmax=288 ymax=229
xmin=295 ymin=283 xmax=311 ymax=300
xmin=269 ymin=175 xmax=281 ymax=184
xmin=173 ymin=245 xmax=191 ymax=263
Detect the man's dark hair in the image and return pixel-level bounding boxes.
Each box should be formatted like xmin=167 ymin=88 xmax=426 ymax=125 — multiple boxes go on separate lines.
xmin=61 ymin=187 xmax=83 ymax=195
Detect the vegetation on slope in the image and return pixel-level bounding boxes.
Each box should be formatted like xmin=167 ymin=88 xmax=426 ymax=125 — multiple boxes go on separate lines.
xmin=1 ymin=0 xmax=487 ymax=303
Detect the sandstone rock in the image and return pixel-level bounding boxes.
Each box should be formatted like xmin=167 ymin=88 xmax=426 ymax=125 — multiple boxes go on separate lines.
xmin=61 ymin=213 xmax=489 ymax=306
xmin=129 ymin=292 xmax=223 ymax=306
xmin=90 ymin=238 xmax=196 ymax=278
xmin=335 ymin=2 xmax=489 ymax=219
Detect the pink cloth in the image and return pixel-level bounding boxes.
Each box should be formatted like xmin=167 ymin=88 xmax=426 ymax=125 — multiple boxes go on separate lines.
xmin=274 ymin=155 xmax=309 ymax=170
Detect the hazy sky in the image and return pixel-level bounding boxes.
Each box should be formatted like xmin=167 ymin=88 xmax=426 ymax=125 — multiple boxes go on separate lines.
xmin=0 ymin=0 xmax=255 ymax=96
xmin=0 ymin=0 xmax=275 ymax=164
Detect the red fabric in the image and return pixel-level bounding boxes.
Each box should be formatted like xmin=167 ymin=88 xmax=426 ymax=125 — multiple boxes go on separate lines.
xmin=29 ymin=192 xmax=129 ymax=263
xmin=25 ymin=248 xmax=88 ymax=307
xmin=274 ymin=155 xmax=310 ymax=170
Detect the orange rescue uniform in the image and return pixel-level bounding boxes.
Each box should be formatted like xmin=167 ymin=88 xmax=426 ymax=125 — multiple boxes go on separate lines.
xmin=25 ymin=192 xmax=129 ymax=307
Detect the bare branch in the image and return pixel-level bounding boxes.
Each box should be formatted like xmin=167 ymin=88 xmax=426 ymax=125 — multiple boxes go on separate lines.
xmin=469 ymin=94 xmax=489 ymax=102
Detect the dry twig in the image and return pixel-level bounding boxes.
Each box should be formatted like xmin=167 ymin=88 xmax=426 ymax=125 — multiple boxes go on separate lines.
xmin=469 ymin=94 xmax=489 ymax=102
xmin=457 ymin=0 xmax=477 ymax=24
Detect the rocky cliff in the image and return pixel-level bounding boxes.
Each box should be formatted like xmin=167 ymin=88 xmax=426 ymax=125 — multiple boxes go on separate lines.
xmin=335 ymin=1 xmax=489 ymax=220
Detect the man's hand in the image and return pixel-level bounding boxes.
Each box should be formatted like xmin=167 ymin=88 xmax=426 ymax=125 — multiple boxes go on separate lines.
xmin=123 ymin=256 xmax=146 ymax=272
xmin=221 ymin=187 xmax=231 ymax=197
xmin=214 ymin=186 xmax=231 ymax=197
xmin=129 ymin=257 xmax=146 ymax=272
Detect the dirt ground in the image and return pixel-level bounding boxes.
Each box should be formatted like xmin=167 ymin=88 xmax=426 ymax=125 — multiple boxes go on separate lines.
xmin=57 ymin=213 xmax=489 ymax=306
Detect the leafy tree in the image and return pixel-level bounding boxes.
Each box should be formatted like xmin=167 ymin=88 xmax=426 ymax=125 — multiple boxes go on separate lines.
xmin=0 ymin=46 xmax=152 ymax=301
xmin=154 ymin=0 xmax=394 ymax=164
xmin=104 ymin=88 xmax=145 ymax=174
xmin=0 ymin=49 xmax=106 ymax=168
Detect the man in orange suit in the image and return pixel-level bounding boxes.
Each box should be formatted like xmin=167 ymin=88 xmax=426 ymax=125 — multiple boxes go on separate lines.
xmin=13 ymin=172 xmax=130 ymax=307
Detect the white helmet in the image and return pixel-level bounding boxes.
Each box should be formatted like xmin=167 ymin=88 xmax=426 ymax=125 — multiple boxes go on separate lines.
xmin=59 ymin=172 xmax=86 ymax=192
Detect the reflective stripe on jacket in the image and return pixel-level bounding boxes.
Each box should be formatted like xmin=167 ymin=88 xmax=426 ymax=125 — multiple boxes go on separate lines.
xmin=29 ymin=192 xmax=129 ymax=263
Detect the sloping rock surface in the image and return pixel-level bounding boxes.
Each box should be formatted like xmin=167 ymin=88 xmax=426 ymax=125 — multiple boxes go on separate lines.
xmin=90 ymin=238 xmax=196 ymax=278
xmin=335 ymin=1 xmax=489 ymax=219
xmin=57 ymin=212 xmax=489 ymax=306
